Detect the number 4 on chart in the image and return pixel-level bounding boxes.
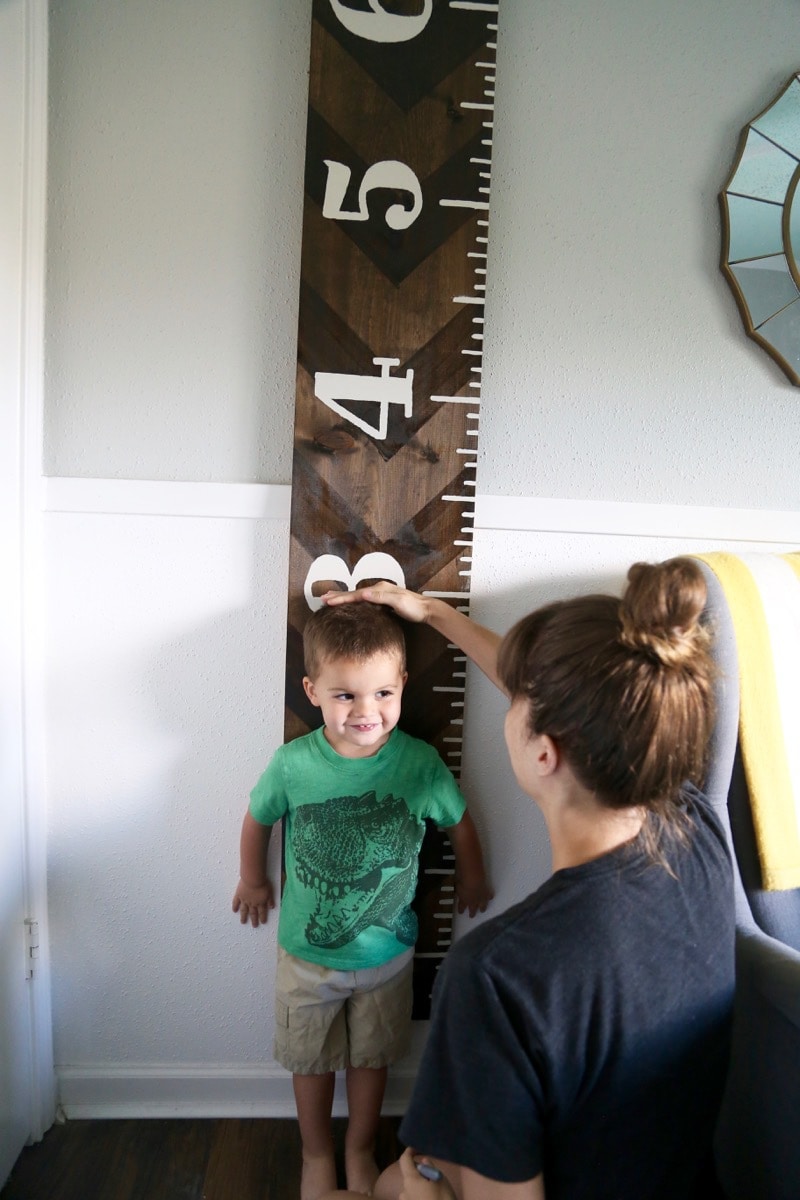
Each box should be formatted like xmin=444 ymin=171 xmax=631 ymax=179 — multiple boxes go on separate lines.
xmin=314 ymin=358 xmax=413 ymax=442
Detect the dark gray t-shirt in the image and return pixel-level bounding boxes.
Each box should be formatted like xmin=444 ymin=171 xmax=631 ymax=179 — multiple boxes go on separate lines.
xmin=401 ymin=785 xmax=734 ymax=1199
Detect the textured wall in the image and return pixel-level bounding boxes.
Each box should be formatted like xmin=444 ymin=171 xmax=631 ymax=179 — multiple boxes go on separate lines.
xmin=45 ymin=0 xmax=308 ymax=483
xmin=44 ymin=506 xmax=797 ymax=1086
xmin=45 ymin=513 xmax=288 ymax=1065
xmin=479 ymin=0 xmax=800 ymax=509
xmin=46 ymin=0 xmax=800 ymax=506
xmin=41 ymin=0 xmax=800 ymax=1103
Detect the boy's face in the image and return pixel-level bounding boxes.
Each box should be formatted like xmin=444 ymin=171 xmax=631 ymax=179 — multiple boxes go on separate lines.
xmin=303 ymin=651 xmax=407 ymax=759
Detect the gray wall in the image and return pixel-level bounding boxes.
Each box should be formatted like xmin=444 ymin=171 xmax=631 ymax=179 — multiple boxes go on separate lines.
xmin=45 ymin=0 xmax=306 ymax=484
xmin=46 ymin=0 xmax=800 ymax=507
xmin=41 ymin=0 xmax=800 ymax=1116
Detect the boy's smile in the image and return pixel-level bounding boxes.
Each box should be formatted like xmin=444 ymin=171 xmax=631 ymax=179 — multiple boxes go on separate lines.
xmin=302 ymin=651 xmax=407 ymax=758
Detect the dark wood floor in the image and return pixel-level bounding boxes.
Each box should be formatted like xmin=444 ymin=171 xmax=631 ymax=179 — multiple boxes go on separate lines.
xmin=1 ymin=1117 xmax=403 ymax=1200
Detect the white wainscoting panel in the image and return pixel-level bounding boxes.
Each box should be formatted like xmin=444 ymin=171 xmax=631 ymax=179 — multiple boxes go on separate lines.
xmin=42 ymin=478 xmax=800 ymax=544
xmin=43 ymin=479 xmax=799 ymax=1118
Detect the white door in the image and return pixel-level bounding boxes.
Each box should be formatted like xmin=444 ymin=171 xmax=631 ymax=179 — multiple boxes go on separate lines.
xmin=0 ymin=696 xmax=33 ymax=1189
xmin=0 ymin=0 xmax=53 ymax=1184
xmin=0 ymin=1 xmax=35 ymax=1181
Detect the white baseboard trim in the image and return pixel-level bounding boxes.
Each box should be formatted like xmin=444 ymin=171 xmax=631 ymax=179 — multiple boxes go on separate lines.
xmin=41 ymin=477 xmax=800 ymax=544
xmin=56 ymin=1061 xmax=419 ymax=1120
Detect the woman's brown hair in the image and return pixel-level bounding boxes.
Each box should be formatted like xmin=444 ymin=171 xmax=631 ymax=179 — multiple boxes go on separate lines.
xmin=497 ymin=557 xmax=715 ymax=848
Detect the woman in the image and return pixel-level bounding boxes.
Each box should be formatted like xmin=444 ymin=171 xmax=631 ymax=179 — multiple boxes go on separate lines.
xmin=321 ymin=557 xmax=735 ymax=1200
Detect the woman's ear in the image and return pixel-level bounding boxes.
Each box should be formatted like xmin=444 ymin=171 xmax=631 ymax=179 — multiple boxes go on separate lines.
xmin=302 ymin=676 xmax=321 ymax=707
xmin=535 ymin=733 xmax=560 ymax=777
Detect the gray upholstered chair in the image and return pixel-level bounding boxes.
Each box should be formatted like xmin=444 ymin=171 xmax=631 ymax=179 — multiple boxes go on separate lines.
xmin=698 ymin=560 xmax=800 ymax=1200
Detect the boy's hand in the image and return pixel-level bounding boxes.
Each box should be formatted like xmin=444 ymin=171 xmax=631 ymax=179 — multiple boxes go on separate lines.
xmin=455 ymin=875 xmax=494 ymax=918
xmin=232 ymin=879 xmax=275 ymax=928
xmin=448 ymin=812 xmax=492 ymax=918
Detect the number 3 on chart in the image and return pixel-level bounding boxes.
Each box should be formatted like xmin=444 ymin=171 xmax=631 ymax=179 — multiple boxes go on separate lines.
xmin=304 ymin=552 xmax=406 ymax=611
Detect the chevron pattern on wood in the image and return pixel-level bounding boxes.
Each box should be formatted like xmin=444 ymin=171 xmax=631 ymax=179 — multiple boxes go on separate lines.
xmin=285 ymin=0 xmax=499 ymax=1017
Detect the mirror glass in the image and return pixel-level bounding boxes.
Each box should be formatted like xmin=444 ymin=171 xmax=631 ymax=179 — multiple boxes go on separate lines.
xmin=720 ymin=74 xmax=800 ymax=384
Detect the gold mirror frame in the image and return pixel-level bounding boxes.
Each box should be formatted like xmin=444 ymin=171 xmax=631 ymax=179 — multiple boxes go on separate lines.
xmin=720 ymin=73 xmax=800 ymax=385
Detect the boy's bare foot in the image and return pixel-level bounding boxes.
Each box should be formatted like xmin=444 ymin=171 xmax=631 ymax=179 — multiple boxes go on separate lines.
xmin=345 ymin=1147 xmax=380 ymax=1195
xmin=301 ymin=1151 xmax=338 ymax=1200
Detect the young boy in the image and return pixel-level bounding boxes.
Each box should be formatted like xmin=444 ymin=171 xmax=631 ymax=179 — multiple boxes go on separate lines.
xmin=232 ymin=602 xmax=491 ymax=1200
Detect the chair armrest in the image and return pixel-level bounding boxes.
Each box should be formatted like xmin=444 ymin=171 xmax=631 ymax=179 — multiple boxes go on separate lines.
xmin=737 ymin=926 xmax=800 ymax=1026
xmin=715 ymin=927 xmax=800 ymax=1200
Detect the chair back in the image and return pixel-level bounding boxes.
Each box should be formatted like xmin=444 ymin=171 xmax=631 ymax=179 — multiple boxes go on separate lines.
xmin=699 ymin=559 xmax=800 ymax=944
xmin=699 ymin=556 xmax=800 ymax=1200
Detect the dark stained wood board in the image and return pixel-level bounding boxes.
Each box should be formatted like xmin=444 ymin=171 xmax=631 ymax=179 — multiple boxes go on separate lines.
xmin=284 ymin=0 xmax=499 ymax=1018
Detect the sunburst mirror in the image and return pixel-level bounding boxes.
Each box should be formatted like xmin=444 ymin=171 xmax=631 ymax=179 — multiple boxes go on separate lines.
xmin=720 ymin=73 xmax=800 ymax=385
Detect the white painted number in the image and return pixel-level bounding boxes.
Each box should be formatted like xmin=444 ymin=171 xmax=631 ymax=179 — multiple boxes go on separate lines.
xmin=304 ymin=553 xmax=406 ymax=611
xmin=322 ymin=159 xmax=423 ymax=230
xmin=328 ymin=0 xmax=432 ymax=43
xmin=315 ymin=357 xmax=413 ymax=441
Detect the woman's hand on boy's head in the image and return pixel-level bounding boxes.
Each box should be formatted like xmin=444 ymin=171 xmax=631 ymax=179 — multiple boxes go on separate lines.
xmin=321 ymin=583 xmax=430 ymax=625
xmin=232 ymin=879 xmax=275 ymax=928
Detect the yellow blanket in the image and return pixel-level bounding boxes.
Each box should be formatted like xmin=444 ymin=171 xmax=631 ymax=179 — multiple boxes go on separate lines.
xmin=695 ymin=552 xmax=800 ymax=890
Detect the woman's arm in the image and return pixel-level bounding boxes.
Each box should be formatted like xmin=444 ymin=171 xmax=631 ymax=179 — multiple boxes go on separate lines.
xmin=326 ymin=1150 xmax=544 ymax=1200
xmin=386 ymin=1150 xmax=544 ymax=1200
xmin=323 ymin=584 xmax=505 ymax=692
xmin=459 ymin=1163 xmax=545 ymax=1200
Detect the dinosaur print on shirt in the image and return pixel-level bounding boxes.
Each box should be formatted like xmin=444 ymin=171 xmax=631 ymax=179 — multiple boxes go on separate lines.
xmin=292 ymin=790 xmax=420 ymax=950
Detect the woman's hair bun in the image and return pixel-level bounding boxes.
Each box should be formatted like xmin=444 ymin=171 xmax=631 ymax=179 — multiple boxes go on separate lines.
xmin=619 ymin=557 xmax=709 ymax=667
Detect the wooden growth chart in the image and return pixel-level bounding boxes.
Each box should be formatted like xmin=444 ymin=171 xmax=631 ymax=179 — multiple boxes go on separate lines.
xmin=284 ymin=0 xmax=499 ymax=1018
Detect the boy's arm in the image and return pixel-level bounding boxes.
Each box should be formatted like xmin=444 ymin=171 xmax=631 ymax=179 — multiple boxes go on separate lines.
xmin=232 ymin=809 xmax=275 ymax=928
xmin=445 ymin=811 xmax=493 ymax=917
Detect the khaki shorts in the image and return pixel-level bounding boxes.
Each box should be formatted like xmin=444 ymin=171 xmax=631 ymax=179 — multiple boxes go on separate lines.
xmin=274 ymin=946 xmax=414 ymax=1075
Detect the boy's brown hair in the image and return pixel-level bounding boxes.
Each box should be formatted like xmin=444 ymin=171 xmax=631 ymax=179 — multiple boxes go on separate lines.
xmin=303 ymin=602 xmax=407 ymax=680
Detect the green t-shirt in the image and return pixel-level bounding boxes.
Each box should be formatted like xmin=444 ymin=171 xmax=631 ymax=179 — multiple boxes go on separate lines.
xmin=249 ymin=726 xmax=467 ymax=970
